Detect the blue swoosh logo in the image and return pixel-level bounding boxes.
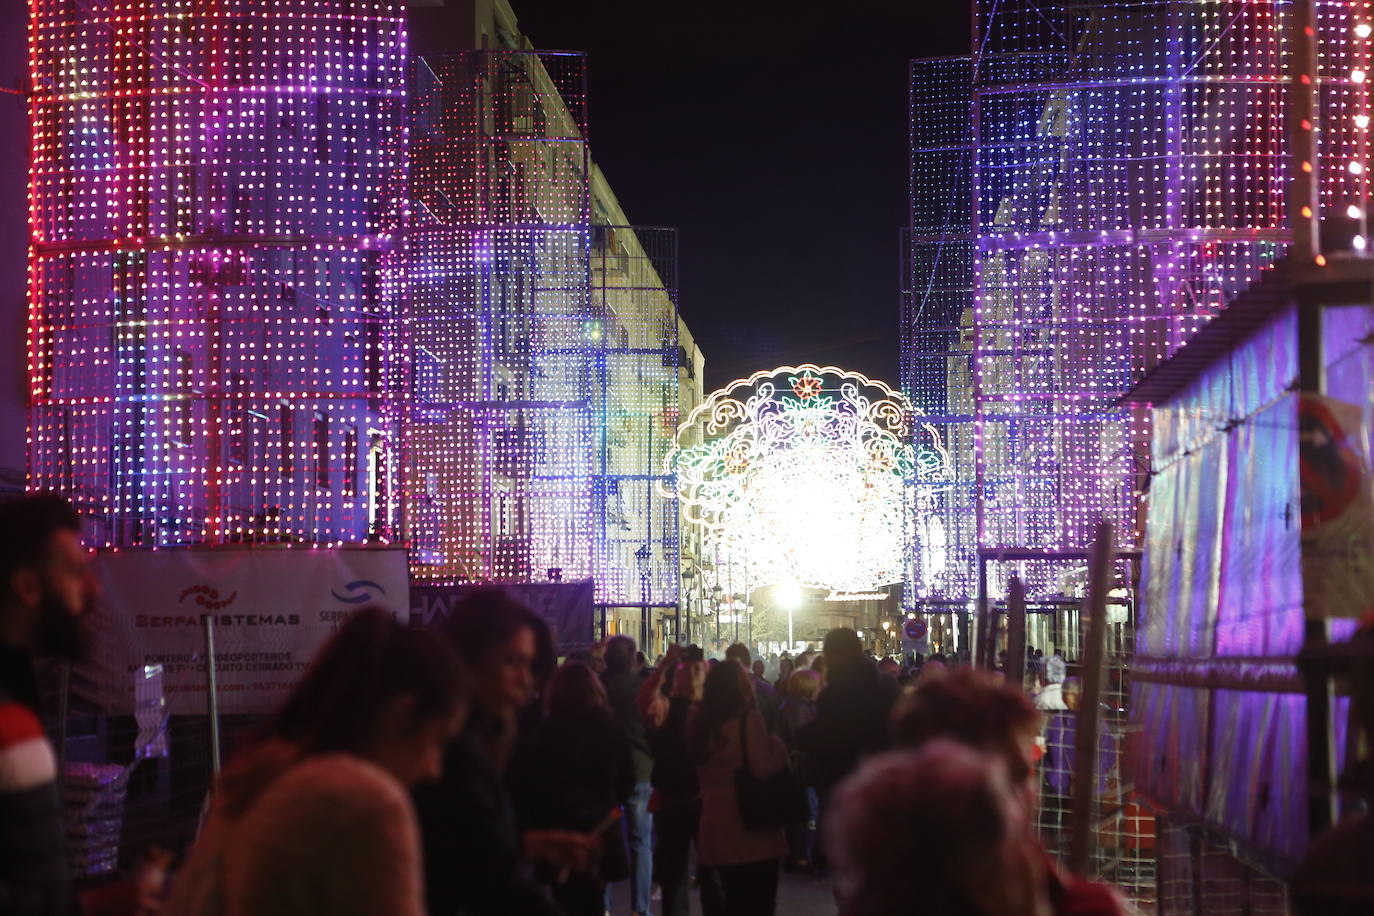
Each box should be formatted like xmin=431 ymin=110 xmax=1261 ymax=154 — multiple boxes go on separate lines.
xmin=330 ymin=580 xmax=387 ymax=604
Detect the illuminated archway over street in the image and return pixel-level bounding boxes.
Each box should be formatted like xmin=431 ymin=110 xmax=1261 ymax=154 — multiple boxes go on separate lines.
xmin=665 ymin=364 xmax=948 ymax=596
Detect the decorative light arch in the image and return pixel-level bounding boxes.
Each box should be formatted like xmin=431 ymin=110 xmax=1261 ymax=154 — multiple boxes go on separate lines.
xmin=665 ymin=364 xmax=949 ymax=595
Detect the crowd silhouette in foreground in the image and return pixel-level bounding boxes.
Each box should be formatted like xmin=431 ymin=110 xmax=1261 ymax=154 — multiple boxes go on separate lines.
xmin=3 ymin=492 xmax=1374 ymax=914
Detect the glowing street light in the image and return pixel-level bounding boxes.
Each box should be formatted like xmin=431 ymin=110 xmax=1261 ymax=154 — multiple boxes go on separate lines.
xmin=777 ymin=581 xmax=803 ymax=651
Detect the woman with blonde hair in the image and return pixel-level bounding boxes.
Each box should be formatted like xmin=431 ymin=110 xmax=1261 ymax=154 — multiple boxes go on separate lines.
xmin=164 ymin=608 xmax=466 ymax=916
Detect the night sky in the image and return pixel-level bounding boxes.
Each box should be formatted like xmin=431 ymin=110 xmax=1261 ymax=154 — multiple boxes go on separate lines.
xmin=508 ymin=1 xmax=971 ymax=390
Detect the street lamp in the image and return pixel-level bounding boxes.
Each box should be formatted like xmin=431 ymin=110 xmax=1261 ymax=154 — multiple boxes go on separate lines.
xmin=711 ymin=584 xmax=723 ymax=648
xmin=635 ymin=544 xmax=651 ymax=653
xmin=777 ymin=581 xmax=802 ymax=653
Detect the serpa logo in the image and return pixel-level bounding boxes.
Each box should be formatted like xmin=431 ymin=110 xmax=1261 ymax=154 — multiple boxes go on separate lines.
xmin=179 ymin=585 xmax=238 ymax=610
xmin=330 ymin=580 xmax=387 ymax=605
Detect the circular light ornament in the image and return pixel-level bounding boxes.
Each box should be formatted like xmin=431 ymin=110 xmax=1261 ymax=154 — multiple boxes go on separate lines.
xmin=664 ymin=365 xmax=949 ymax=594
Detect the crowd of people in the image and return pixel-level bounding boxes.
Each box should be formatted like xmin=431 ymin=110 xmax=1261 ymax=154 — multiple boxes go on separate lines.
xmin=4 ymin=491 xmax=1372 ymax=915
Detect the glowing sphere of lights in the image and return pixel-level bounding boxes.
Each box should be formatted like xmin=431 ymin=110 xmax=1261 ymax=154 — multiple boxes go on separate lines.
xmin=665 ymin=365 xmax=948 ymax=594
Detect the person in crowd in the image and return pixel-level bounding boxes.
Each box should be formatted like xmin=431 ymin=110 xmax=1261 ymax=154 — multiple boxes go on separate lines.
xmin=634 ymin=651 xmax=649 ymax=676
xmin=1035 ymin=655 xmax=1069 ymax=711
xmin=773 ymin=657 xmax=794 ymax=694
xmin=877 ymin=657 xmax=901 ymax=680
xmin=0 ymin=493 xmax=97 ymax=914
xmin=602 ymin=635 xmax=655 ymax=916
xmin=751 ymin=659 xmax=766 ymax=682
xmin=795 ymin=628 xmax=899 ymax=867
xmin=777 ymin=669 xmax=822 ymax=872
xmin=165 ymin=607 xmax=466 ymax=916
xmin=0 ymin=493 xmax=169 ymax=916
xmin=587 ymin=641 xmax=608 ymax=675
xmin=727 ymin=643 xmax=778 ymax=732
xmin=808 ymin=651 xmax=827 ymax=684
xmin=638 ymin=645 xmax=707 ymax=916
xmin=689 ymin=661 xmax=789 ymax=916
xmin=415 ymin=589 xmax=595 ymax=916
xmin=826 ymin=741 xmax=1051 ymax=916
xmin=509 ymin=662 xmax=634 ymax=916
xmin=1292 ymin=618 xmax=1374 ymax=914
xmin=890 ymin=667 xmax=1121 ymax=915
xmin=1042 ymin=676 xmax=1118 ymax=836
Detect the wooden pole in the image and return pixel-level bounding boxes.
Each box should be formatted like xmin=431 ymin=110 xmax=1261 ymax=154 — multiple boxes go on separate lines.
xmin=1068 ymin=520 xmax=1113 ymax=875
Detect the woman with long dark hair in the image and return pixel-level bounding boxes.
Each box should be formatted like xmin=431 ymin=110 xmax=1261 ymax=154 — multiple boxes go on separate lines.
xmin=414 ymin=589 xmax=597 ymax=916
xmin=164 ymin=607 xmax=466 ymax=916
xmin=689 ymin=660 xmax=789 ymax=916
xmin=509 ymin=661 xmax=634 ymax=916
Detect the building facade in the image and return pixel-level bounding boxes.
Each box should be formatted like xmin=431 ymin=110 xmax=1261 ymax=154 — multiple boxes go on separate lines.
xmin=28 ymin=0 xmax=407 ymax=546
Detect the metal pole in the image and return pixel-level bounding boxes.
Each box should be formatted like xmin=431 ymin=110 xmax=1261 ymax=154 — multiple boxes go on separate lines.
xmin=1290 ymin=0 xmax=1337 ymax=839
xmin=1068 ymin=521 xmax=1113 ymax=876
xmin=203 ymin=615 xmax=222 ymax=773
xmin=1006 ymin=575 xmax=1027 ymax=687
xmin=788 ymin=604 xmax=794 ymax=653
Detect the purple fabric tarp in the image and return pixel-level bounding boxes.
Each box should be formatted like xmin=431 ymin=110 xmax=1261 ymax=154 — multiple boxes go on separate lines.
xmin=1131 ymin=302 xmax=1368 ymax=866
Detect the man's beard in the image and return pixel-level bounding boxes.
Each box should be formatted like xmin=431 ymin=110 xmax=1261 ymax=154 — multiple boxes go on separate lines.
xmin=34 ymin=590 xmax=88 ymax=661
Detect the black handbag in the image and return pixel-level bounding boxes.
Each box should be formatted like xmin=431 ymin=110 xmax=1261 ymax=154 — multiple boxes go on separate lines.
xmin=734 ymin=712 xmax=809 ymax=829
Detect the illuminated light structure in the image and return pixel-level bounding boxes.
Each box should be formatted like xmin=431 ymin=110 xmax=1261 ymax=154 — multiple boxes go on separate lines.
xmin=27 ymin=0 xmax=407 ymax=545
xmin=406 ymin=51 xmax=681 ymax=619
xmin=665 ymin=365 xmax=949 ymax=597
xmin=906 ymin=1 xmax=1373 ymax=605
xmin=588 ymin=207 xmax=683 ymax=623
xmin=406 ymin=51 xmax=595 ymax=584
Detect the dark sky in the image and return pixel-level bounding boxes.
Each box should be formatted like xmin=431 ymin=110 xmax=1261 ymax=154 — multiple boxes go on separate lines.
xmin=506 ymin=1 xmax=969 ymax=390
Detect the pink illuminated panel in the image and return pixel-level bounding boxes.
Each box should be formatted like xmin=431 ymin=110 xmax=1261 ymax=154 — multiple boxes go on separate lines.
xmin=27 ymin=0 xmax=406 ymax=546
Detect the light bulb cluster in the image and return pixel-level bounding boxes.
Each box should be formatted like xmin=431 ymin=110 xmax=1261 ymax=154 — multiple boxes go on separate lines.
xmin=28 ymin=0 xmax=407 ymax=547
xmin=907 ymin=1 xmax=1361 ymax=601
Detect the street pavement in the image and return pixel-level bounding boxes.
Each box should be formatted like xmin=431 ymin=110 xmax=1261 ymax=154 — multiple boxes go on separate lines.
xmin=609 ymin=869 xmax=837 ymax=916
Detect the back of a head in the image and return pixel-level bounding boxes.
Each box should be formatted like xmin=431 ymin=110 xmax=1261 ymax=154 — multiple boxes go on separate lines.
xmin=269 ymin=607 xmax=464 ymax=757
xmin=442 ymin=588 xmax=555 ymax=685
xmin=0 ymin=492 xmax=80 ymax=600
xmin=688 ymin=657 xmax=755 ymax=761
xmin=604 ymin=634 xmax=636 ymax=674
xmin=544 ymin=660 xmax=608 ymax=719
xmin=827 ymin=742 xmax=1023 ymax=916
xmin=823 ymin=627 xmax=863 ymax=660
xmin=890 ymin=667 xmax=1041 ymax=784
xmin=787 ymin=668 xmax=822 ymax=702
xmin=725 ymin=642 xmax=751 ymax=667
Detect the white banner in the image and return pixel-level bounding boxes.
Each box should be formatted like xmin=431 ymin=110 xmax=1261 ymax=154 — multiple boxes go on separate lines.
xmin=87 ymin=547 xmax=410 ymax=715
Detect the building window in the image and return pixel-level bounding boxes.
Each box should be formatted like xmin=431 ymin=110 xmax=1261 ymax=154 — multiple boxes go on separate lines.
xmin=314 ymin=411 xmax=330 ymax=490
xmin=176 ymin=350 xmax=193 ymax=445
xmin=279 ymin=405 xmax=293 ymax=476
xmin=230 ymin=373 xmax=247 ymax=465
xmin=343 ymin=424 xmax=358 ymax=497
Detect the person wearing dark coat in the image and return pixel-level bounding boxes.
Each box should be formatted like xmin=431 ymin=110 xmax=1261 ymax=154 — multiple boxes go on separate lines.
xmin=637 ymin=646 xmax=706 ymax=916
xmin=795 ymin=628 xmax=899 ymax=867
xmin=510 ymin=662 xmax=635 ymax=916
xmin=415 ymin=590 xmax=596 ymax=916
